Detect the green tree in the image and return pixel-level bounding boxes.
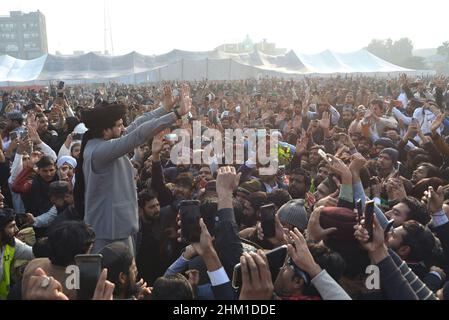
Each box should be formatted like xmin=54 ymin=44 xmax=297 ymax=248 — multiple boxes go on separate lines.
xmin=367 ymin=39 xmax=392 ymax=61
xmin=437 ymin=41 xmax=449 ymax=61
xmin=400 ymin=56 xmax=428 ymax=70
xmin=366 ymin=37 xmax=428 ymax=69
xmin=391 ymin=38 xmax=414 ymax=65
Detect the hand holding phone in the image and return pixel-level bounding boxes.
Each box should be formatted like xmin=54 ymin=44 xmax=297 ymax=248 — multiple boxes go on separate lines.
xmin=318 ymin=149 xmax=332 ymax=163
xmin=364 ymin=200 xmax=374 ymax=242
xmin=9 ymin=131 xmax=19 ymax=141
xmin=355 ymin=199 xmax=363 ymax=222
xmin=165 ymin=133 xmax=178 ymax=142
xmin=232 ymin=245 xmax=287 ymax=289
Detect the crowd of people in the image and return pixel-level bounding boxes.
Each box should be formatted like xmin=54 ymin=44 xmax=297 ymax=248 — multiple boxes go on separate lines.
xmin=1 ymin=74 xmax=449 ymax=300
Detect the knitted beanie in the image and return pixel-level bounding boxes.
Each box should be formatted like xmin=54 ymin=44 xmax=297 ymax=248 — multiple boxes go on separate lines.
xmin=278 ymin=199 xmax=308 ymax=232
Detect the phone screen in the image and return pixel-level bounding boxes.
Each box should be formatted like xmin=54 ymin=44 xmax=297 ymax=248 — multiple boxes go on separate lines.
xmin=75 ymin=254 xmax=102 ymax=300
xmin=179 ymin=200 xmax=202 ymax=243
xmin=259 ymin=203 xmax=276 ymax=239
xmin=364 ymin=200 xmax=374 ymax=242
xmin=232 ymin=245 xmax=288 ymax=289
xmin=9 ymin=131 xmax=18 ymax=141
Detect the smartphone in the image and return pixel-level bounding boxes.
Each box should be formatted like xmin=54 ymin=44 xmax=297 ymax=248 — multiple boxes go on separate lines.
xmin=318 ymin=149 xmax=332 ymax=163
xmin=355 ymin=199 xmax=363 ymax=222
xmin=384 ymin=219 xmax=395 ymax=236
xmin=232 ymin=245 xmax=288 ymax=289
xmin=259 ymin=203 xmax=276 ymax=239
xmin=9 ymin=131 xmax=19 ymax=141
xmin=179 ymin=200 xmax=202 ymax=243
xmin=75 ymin=254 xmax=102 ymax=300
xmin=165 ymin=133 xmax=178 ymax=142
xmin=15 ymin=213 xmax=29 ymax=228
xmin=58 ymin=81 xmax=65 ymax=90
xmin=364 ymin=200 xmax=374 ymax=242
xmin=21 ymin=128 xmax=29 ymax=141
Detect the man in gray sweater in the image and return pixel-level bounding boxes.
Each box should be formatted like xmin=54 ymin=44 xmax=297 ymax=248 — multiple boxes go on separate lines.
xmin=74 ymin=85 xmax=192 ymax=254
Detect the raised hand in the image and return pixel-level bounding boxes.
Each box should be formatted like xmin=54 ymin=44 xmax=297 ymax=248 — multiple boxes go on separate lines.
xmin=327 ymin=154 xmax=352 ymax=180
xmin=162 ymin=85 xmax=176 ymax=111
xmin=424 ymin=186 xmax=444 ymax=215
xmin=287 ymin=228 xmax=322 ymax=278
xmin=26 ymin=112 xmax=38 ymax=129
xmin=216 ymin=166 xmax=241 ymax=195
xmin=306 ymin=206 xmax=337 ymax=242
xmin=318 ymin=111 xmax=331 ymax=130
xmin=295 ymin=130 xmax=309 ymax=156
xmin=151 ymin=132 xmax=164 ymax=156
xmin=178 ymin=84 xmax=192 ymax=116
xmin=23 ymin=268 xmax=69 ymax=300
xmin=191 ymin=218 xmax=215 ymax=257
xmin=27 ymin=125 xmax=42 ymax=145
xmin=431 ymin=112 xmax=445 ymax=134
xmin=349 ymin=153 xmax=367 ymax=174
xmin=386 ymin=178 xmax=407 ymax=202
xmin=92 ymin=269 xmax=115 ymax=300
xmin=353 ymin=216 xmax=387 ymax=263
xmin=239 ymin=251 xmax=274 ymax=300
xmin=216 ymin=166 xmax=241 ymax=210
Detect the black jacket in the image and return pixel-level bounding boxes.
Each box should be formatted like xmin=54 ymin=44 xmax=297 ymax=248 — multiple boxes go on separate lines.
xmin=136 ymin=217 xmax=174 ymax=286
xmin=188 ymin=208 xmax=243 ymax=284
xmin=431 ymin=222 xmax=449 ymax=269
xmin=29 ymin=174 xmax=58 ymax=217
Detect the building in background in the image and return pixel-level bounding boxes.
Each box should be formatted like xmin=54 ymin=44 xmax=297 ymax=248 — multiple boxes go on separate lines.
xmin=216 ymin=35 xmax=287 ymax=55
xmin=0 ymin=10 xmax=48 ymax=59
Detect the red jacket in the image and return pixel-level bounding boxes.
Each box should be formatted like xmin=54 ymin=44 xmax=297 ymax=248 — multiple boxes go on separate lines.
xmin=12 ymin=166 xmax=35 ymax=194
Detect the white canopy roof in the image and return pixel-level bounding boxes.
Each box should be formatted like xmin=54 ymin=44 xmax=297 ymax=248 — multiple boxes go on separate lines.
xmin=0 ymin=48 xmax=434 ymax=85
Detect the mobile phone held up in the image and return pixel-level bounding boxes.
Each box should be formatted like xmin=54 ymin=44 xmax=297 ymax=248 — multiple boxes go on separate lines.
xmin=364 ymin=200 xmax=374 ymax=242
xmin=165 ymin=133 xmax=178 ymax=142
xmin=259 ymin=203 xmax=276 ymax=239
xmin=9 ymin=131 xmax=19 ymax=141
xmin=179 ymin=200 xmax=202 ymax=244
xmin=318 ymin=149 xmax=332 ymax=163
xmin=75 ymin=254 xmax=102 ymax=300
xmin=232 ymin=245 xmax=288 ymax=289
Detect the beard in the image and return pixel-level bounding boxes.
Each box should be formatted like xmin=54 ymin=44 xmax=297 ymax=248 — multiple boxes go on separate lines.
xmin=121 ymin=279 xmax=139 ymax=299
xmin=1 ymin=232 xmax=14 ymax=246
xmin=341 ymin=119 xmax=353 ymax=128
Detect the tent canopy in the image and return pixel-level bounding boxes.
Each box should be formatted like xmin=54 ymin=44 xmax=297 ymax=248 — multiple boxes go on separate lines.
xmin=0 ymin=48 xmax=434 ymax=85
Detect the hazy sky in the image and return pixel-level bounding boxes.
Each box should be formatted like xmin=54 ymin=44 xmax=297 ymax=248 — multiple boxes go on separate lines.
xmin=1 ymin=0 xmax=447 ymax=55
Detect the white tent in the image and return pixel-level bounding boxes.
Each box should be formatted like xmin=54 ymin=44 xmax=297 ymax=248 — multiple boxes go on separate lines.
xmin=0 ymin=48 xmax=434 ymax=86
